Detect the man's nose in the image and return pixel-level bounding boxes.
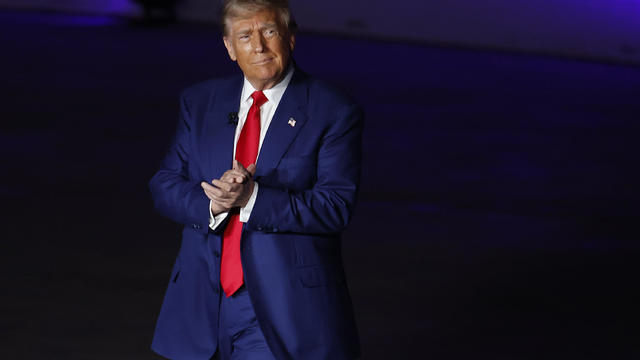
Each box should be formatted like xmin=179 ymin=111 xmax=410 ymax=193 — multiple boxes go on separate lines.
xmin=251 ymin=33 xmax=265 ymax=52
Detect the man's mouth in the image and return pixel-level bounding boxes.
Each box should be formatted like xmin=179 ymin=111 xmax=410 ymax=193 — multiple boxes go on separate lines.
xmin=253 ymin=57 xmax=274 ymax=65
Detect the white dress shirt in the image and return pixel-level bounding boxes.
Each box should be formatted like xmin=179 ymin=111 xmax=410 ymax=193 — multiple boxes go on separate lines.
xmin=209 ymin=66 xmax=295 ymax=230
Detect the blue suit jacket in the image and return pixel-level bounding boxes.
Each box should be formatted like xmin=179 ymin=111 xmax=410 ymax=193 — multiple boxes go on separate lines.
xmin=149 ymin=69 xmax=362 ymax=360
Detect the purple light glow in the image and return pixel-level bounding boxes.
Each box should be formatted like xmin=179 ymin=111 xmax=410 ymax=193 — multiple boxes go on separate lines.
xmin=0 ymin=11 xmax=121 ymax=27
xmin=40 ymin=14 xmax=121 ymax=27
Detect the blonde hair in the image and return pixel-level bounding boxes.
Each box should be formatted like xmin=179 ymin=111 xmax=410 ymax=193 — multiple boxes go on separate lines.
xmin=221 ymin=0 xmax=297 ymax=36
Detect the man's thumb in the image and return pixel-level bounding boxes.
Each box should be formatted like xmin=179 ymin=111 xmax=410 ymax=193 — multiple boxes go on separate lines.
xmin=247 ymin=163 xmax=257 ymax=175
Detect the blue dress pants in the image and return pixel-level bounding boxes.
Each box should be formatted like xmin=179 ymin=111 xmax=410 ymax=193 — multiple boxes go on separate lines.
xmin=212 ymin=286 xmax=275 ymax=360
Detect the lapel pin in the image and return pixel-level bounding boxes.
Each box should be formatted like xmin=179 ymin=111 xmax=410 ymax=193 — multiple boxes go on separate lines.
xmin=288 ymin=117 xmax=296 ymax=127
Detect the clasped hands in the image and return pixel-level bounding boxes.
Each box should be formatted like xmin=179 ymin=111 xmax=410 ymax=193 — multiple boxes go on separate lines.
xmin=201 ymin=160 xmax=256 ymax=216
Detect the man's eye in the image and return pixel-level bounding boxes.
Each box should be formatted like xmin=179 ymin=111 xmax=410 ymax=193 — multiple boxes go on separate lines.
xmin=265 ymin=29 xmax=276 ymax=36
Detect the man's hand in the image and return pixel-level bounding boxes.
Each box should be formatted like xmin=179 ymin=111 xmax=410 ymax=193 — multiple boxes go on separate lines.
xmin=201 ymin=160 xmax=257 ymax=215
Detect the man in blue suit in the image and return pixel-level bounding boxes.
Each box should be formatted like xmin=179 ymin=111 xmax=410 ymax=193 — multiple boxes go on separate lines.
xmin=149 ymin=0 xmax=362 ymax=359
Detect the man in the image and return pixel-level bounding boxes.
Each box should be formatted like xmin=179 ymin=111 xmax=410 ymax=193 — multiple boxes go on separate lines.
xmin=149 ymin=1 xmax=362 ymax=359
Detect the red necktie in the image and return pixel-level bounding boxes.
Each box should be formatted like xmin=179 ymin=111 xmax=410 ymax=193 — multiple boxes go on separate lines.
xmin=220 ymin=90 xmax=268 ymax=297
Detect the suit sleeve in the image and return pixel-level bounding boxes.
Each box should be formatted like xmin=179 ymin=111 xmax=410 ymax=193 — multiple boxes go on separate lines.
xmin=245 ymin=102 xmax=363 ymax=235
xmin=148 ymin=92 xmax=210 ymax=235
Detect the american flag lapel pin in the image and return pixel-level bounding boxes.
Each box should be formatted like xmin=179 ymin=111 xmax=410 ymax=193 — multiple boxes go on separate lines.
xmin=288 ymin=117 xmax=296 ymax=127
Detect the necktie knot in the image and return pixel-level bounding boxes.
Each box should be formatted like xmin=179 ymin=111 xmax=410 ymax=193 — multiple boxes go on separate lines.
xmin=251 ymin=90 xmax=268 ymax=108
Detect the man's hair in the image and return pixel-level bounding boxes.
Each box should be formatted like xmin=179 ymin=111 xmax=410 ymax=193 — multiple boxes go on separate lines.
xmin=221 ymin=0 xmax=297 ymax=36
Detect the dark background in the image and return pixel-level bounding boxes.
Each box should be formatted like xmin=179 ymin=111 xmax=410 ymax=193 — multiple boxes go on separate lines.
xmin=1 ymin=8 xmax=639 ymax=359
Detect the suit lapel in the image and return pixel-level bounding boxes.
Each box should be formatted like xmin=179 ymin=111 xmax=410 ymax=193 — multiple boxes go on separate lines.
xmin=202 ymin=76 xmax=243 ymax=181
xmin=255 ymin=71 xmax=309 ymax=178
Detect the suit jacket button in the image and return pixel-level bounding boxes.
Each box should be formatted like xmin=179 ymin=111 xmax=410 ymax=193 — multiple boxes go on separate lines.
xmin=193 ymin=224 xmax=200 ymax=230
xmin=257 ymin=226 xmax=263 ymax=231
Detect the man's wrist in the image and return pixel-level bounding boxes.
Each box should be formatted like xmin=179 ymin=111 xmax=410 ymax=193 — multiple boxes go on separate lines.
xmin=239 ymin=181 xmax=259 ymax=223
xmin=209 ymin=200 xmax=229 ymax=230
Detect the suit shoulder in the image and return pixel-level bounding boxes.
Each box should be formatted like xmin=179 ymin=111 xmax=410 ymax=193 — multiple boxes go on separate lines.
xmin=305 ymin=75 xmax=359 ymax=108
xmin=180 ymin=74 xmax=241 ymax=102
xmin=299 ymin=75 xmax=362 ymax=124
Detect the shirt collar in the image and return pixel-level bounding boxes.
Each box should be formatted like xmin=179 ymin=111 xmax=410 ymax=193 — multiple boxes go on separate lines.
xmin=241 ymin=64 xmax=295 ymax=105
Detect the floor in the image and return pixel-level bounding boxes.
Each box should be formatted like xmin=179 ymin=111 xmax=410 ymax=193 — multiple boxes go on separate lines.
xmin=1 ymin=9 xmax=639 ymax=359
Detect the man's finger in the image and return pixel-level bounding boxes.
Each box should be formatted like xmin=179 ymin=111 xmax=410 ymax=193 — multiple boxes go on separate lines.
xmin=212 ymin=179 xmax=234 ymax=192
xmin=246 ymin=163 xmax=256 ymax=176
xmin=220 ymin=169 xmax=248 ymax=183
xmin=203 ymin=182 xmax=232 ymax=199
xmin=213 ymin=179 xmax=244 ymax=193
xmin=234 ymin=160 xmax=252 ymax=173
xmin=235 ymin=160 xmax=253 ymax=173
xmin=233 ymin=160 xmax=242 ymax=170
xmin=203 ymin=181 xmax=226 ymax=195
xmin=220 ymin=174 xmax=243 ymax=183
xmin=201 ymin=182 xmax=215 ymax=199
xmin=233 ymin=161 xmax=255 ymax=179
xmin=202 ymin=190 xmax=214 ymax=201
xmin=203 ymin=187 xmax=220 ymax=200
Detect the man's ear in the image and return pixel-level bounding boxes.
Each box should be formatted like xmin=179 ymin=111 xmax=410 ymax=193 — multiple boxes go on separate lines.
xmin=223 ymin=37 xmax=237 ymax=61
xmin=288 ymin=33 xmax=296 ymax=52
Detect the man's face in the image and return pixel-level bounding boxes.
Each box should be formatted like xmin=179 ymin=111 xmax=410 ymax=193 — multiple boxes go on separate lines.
xmin=223 ymin=9 xmax=295 ymax=90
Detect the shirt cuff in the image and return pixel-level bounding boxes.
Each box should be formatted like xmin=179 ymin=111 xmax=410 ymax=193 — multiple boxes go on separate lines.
xmin=209 ymin=200 xmax=229 ymax=230
xmin=239 ymin=182 xmax=258 ymax=223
